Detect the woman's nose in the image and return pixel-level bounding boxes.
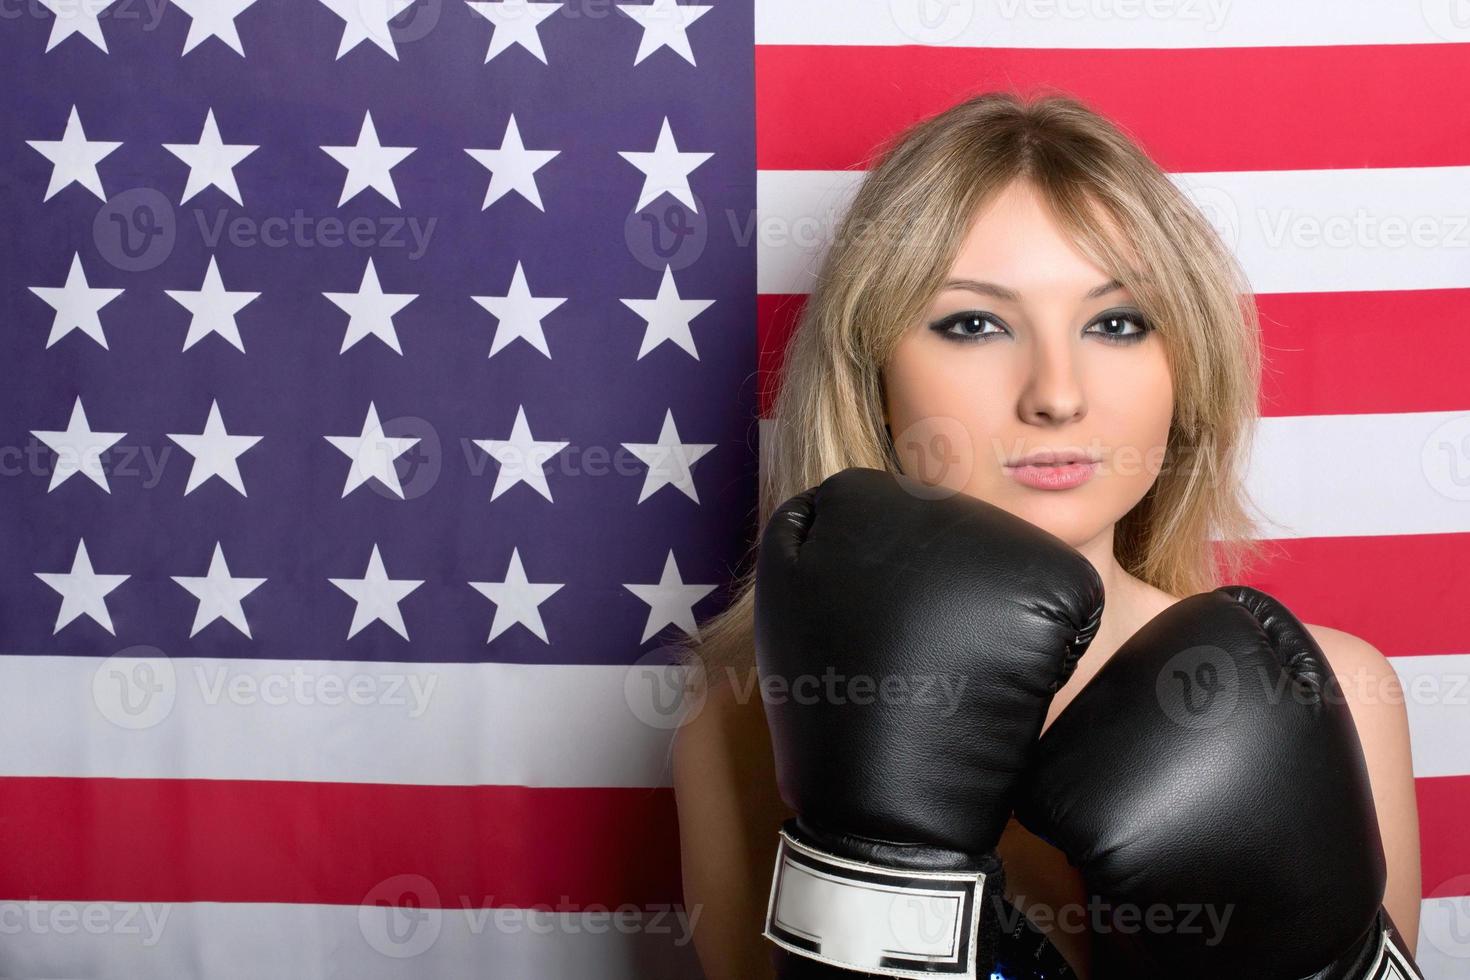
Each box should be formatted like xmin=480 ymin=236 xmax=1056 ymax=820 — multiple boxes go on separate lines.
xmin=1017 ymin=333 xmax=1086 ymax=426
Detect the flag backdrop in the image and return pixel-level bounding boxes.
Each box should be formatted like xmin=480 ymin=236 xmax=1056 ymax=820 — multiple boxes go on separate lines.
xmin=2 ymin=1 xmax=1469 ymax=977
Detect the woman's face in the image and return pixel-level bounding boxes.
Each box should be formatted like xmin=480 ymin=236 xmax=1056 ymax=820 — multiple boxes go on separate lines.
xmin=881 ymin=179 xmax=1174 ymax=547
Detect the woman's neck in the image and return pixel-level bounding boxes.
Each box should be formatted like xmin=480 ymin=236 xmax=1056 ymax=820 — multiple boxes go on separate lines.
xmin=1068 ymin=526 xmax=1179 ymax=663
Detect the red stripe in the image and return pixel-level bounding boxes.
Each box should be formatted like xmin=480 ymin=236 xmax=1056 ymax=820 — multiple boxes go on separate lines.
xmin=756 ymin=293 xmax=805 ymax=417
xmin=1257 ymin=290 xmax=1470 ymax=417
xmin=756 ymin=44 xmax=1470 ymax=173
xmin=1 ymin=773 xmax=1464 ymax=903
xmin=1240 ymin=533 xmax=1470 ymax=658
xmin=0 ymin=777 xmax=680 ymax=908
xmin=1417 ymin=775 xmax=1470 ymax=900
xmin=759 ymin=290 xmax=1470 ymax=419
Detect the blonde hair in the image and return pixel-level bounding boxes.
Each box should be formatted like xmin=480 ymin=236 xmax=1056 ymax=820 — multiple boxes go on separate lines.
xmin=685 ymin=89 xmax=1266 ymax=685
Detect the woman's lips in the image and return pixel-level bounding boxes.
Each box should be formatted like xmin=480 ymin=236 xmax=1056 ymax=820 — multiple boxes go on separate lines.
xmin=1003 ymin=460 xmax=1098 ymax=490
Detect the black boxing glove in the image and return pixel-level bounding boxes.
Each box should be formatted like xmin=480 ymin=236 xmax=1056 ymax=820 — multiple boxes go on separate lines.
xmin=1016 ymin=586 xmax=1423 ymax=980
xmin=755 ymin=467 xmax=1104 ymax=978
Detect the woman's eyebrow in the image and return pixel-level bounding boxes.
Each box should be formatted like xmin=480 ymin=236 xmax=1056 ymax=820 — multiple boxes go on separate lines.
xmin=941 ymin=278 xmax=1126 ymax=301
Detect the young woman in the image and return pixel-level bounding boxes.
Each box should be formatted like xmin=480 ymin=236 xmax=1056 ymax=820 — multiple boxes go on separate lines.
xmin=672 ymin=91 xmax=1421 ymax=978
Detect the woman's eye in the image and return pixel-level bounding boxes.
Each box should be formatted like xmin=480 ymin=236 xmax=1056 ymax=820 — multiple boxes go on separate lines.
xmin=1085 ymin=312 xmax=1152 ymax=344
xmin=931 ymin=312 xmax=1006 ymax=342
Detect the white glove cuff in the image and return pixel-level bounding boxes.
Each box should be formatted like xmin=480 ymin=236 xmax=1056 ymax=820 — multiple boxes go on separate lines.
xmin=762 ymin=825 xmax=989 ymax=978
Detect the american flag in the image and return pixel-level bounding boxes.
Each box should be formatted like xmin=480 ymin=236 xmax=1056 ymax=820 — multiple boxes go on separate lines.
xmin=1 ymin=0 xmax=754 ymax=975
xmin=2 ymin=1 xmax=1468 ymax=978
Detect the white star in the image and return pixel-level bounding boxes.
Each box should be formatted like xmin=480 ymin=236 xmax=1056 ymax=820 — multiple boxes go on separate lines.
xmin=164 ymin=255 xmax=261 ymax=352
xmin=36 ymin=0 xmax=116 ymax=52
xmin=36 ymin=539 xmax=130 ymax=635
xmin=329 ymin=543 xmax=423 ymax=640
xmin=29 ymin=253 xmax=124 ymax=349
xmin=168 ymin=0 xmax=262 ymax=55
xmin=622 ymin=408 xmax=715 ymax=504
xmin=313 ymin=0 xmax=416 ymax=60
xmin=31 ymin=396 xmax=127 ymax=493
xmin=166 ymin=399 xmax=263 ymax=495
xmin=26 ymin=105 xmax=122 ymax=202
xmin=623 ymin=549 xmax=716 ymax=643
xmin=320 ymin=110 xmax=416 ymax=207
xmin=162 ymin=108 xmax=259 ymax=205
xmin=472 ymin=404 xmax=569 ymax=502
xmin=464 ymin=114 xmax=560 ymax=211
xmin=616 ymin=0 xmax=712 ymax=66
xmin=323 ymin=257 xmax=418 ymax=354
xmin=325 ymin=401 xmax=421 ymax=498
xmin=171 ymin=542 xmax=267 ymax=637
xmin=471 ymin=260 xmax=565 ymax=359
xmin=465 ymin=0 xmax=561 ymax=63
xmin=468 ymin=547 xmax=564 ymax=643
xmin=618 ymin=116 xmax=712 ymax=213
xmin=620 ymin=264 xmax=714 ymax=359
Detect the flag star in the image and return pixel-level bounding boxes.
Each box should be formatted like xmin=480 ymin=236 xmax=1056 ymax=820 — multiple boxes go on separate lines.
xmin=31 ymin=396 xmax=126 ymax=493
xmin=313 ymin=0 xmax=416 ymax=60
xmin=329 ymin=543 xmax=423 ymax=640
xmin=616 ymin=0 xmax=712 ymax=66
xmin=325 ymin=401 xmax=421 ymax=498
xmin=36 ymin=0 xmax=116 ymax=52
xmin=166 ymin=399 xmax=263 ymax=495
xmin=622 ymin=408 xmax=715 ymax=504
xmin=324 ymin=257 xmax=418 ymax=354
xmin=465 ymin=0 xmax=561 ymax=64
xmin=623 ymin=549 xmax=717 ymax=643
xmin=464 ymin=114 xmax=560 ymax=211
xmin=36 ymin=539 xmax=130 ymax=635
xmin=620 ymin=265 xmax=714 ymax=359
xmin=26 ymin=105 xmax=122 ymax=202
xmin=618 ymin=116 xmax=712 ymax=213
xmin=162 ymin=108 xmax=259 ymax=205
xmin=471 ymin=260 xmax=565 ymax=359
xmin=168 ymin=0 xmax=261 ymax=55
xmin=320 ymin=110 xmax=416 ymax=207
xmin=164 ymin=255 xmax=261 ymax=352
xmin=171 ymin=542 xmax=267 ymax=637
xmin=29 ymin=253 xmax=124 ymax=349
xmin=472 ymin=404 xmax=569 ymax=502
xmin=468 ymin=547 xmax=564 ymax=643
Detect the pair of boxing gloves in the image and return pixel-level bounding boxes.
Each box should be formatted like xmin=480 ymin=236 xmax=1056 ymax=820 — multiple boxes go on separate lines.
xmin=754 ymin=466 xmax=1422 ymax=979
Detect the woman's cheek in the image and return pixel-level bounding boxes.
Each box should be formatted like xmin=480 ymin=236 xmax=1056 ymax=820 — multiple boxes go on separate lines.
xmin=889 ymin=408 xmax=990 ymax=493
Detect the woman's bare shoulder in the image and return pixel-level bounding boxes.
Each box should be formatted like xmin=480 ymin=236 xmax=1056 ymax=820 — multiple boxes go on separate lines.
xmin=1301 ymin=622 xmax=1421 ymax=955
xmin=671 ymin=664 xmax=792 ymax=980
xmin=673 ymin=667 xmax=769 ymax=765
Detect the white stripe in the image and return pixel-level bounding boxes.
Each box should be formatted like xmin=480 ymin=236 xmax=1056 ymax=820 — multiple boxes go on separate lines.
xmin=0 ymin=655 xmax=689 ymax=787
xmin=1245 ymin=412 xmax=1470 ymax=540
xmin=760 ymin=412 xmax=1470 ymax=541
xmin=5 ymin=642 xmax=1468 ymax=787
xmin=0 ymin=900 xmax=702 ymax=980
xmin=756 ymin=167 xmax=1470 ymax=296
xmin=756 ymin=0 xmax=1470 ymax=48
xmin=0 ymin=897 xmax=1461 ymax=978
xmin=1391 ymin=655 xmax=1470 ymax=780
